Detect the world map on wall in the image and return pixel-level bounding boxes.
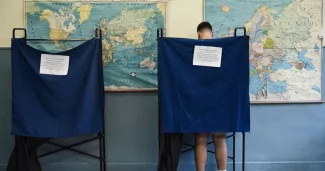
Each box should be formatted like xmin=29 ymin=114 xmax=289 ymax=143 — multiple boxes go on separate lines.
xmin=25 ymin=1 xmax=166 ymax=91
xmin=205 ymin=0 xmax=322 ymax=102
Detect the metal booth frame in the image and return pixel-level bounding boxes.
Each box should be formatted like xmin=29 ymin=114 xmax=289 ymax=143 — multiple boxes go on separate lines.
xmin=157 ymin=27 xmax=247 ymax=171
xmin=12 ymin=28 xmax=106 ymax=171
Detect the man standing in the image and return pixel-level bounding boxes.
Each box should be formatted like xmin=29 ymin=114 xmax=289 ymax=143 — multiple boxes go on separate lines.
xmin=157 ymin=22 xmax=229 ymax=171
xmin=195 ymin=21 xmax=228 ymax=171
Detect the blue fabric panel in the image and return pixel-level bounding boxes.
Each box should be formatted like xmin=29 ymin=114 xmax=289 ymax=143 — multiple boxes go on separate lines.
xmin=11 ymin=38 xmax=104 ymax=138
xmin=158 ymin=36 xmax=250 ymax=133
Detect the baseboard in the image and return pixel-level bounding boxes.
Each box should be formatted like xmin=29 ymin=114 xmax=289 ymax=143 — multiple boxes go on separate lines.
xmin=179 ymin=162 xmax=325 ymax=171
xmin=0 ymin=163 xmax=158 ymax=171
xmin=1 ymin=162 xmax=325 ymax=171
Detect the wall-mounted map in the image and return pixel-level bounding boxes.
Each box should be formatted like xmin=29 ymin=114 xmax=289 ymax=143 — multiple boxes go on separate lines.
xmin=25 ymin=1 xmax=166 ymax=91
xmin=205 ymin=0 xmax=322 ymax=102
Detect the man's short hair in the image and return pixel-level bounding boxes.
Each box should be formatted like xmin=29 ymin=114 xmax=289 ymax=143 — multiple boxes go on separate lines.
xmin=197 ymin=21 xmax=213 ymax=32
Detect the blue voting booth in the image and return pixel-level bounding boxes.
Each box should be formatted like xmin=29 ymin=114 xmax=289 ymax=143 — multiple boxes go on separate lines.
xmin=157 ymin=28 xmax=250 ymax=171
xmin=7 ymin=28 xmax=106 ymax=171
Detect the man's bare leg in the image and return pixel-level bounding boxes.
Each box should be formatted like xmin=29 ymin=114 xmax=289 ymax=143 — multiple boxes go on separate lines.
xmin=212 ymin=133 xmax=227 ymax=171
xmin=195 ymin=133 xmax=208 ymax=171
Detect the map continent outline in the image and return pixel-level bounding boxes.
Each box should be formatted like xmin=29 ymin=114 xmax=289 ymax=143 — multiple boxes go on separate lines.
xmin=204 ymin=0 xmax=323 ymax=103
xmin=25 ymin=1 xmax=166 ymax=91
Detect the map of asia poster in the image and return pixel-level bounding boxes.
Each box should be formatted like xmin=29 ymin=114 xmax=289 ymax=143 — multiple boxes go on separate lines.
xmin=204 ymin=0 xmax=323 ymax=103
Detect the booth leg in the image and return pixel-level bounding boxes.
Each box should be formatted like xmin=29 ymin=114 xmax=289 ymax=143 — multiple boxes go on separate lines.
xmin=242 ymin=132 xmax=245 ymax=171
xmin=98 ymin=133 xmax=106 ymax=171
xmin=232 ymin=132 xmax=235 ymax=171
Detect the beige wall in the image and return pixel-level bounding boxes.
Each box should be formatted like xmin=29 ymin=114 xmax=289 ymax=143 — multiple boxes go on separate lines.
xmin=0 ymin=0 xmax=25 ymax=47
xmin=0 ymin=0 xmax=203 ymax=47
xmin=1 ymin=0 xmax=325 ymax=47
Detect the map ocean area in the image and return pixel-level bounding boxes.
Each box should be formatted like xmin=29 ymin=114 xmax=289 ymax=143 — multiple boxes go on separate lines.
xmin=25 ymin=1 xmax=166 ymax=91
xmin=205 ymin=0 xmax=322 ymax=102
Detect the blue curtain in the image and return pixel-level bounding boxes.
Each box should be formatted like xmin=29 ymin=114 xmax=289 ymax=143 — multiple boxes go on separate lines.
xmin=158 ymin=36 xmax=250 ymax=133
xmin=11 ymin=38 xmax=104 ymax=138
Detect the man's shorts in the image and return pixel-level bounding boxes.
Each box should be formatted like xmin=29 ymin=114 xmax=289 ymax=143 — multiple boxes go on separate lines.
xmin=211 ymin=132 xmax=226 ymax=136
